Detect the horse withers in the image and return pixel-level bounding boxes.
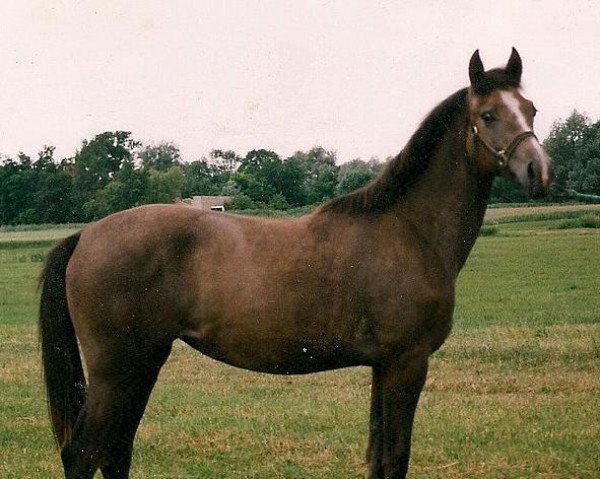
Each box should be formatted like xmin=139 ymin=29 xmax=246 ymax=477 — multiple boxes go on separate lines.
xmin=39 ymin=48 xmax=551 ymax=479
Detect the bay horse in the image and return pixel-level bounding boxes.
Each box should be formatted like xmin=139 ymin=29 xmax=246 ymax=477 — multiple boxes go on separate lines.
xmin=39 ymin=48 xmax=552 ymax=478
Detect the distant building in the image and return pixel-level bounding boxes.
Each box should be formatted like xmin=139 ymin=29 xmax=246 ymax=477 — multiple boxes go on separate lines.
xmin=180 ymin=195 xmax=232 ymax=211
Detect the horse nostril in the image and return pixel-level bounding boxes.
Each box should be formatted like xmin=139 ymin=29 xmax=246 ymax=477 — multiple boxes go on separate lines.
xmin=527 ymin=162 xmax=536 ymax=183
xmin=527 ymin=161 xmax=545 ymax=198
xmin=543 ymin=163 xmax=554 ymax=188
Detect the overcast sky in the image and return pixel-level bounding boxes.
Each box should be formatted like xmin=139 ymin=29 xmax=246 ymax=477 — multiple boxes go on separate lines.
xmin=2 ymin=1 xmax=599 ymax=163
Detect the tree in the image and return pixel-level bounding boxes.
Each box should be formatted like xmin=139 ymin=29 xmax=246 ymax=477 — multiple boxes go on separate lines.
xmin=139 ymin=142 xmax=181 ymax=171
xmin=490 ymin=176 xmax=527 ymax=203
xmin=287 ymin=147 xmax=339 ymax=204
xmin=182 ymin=160 xmax=221 ymax=197
xmin=181 ymin=150 xmax=240 ymax=199
xmin=209 ymin=149 xmax=241 ymax=173
xmin=98 ymin=159 xmax=149 ymax=215
xmin=34 ymin=145 xmax=57 ymax=172
xmin=145 ymin=167 xmax=185 ymax=204
xmin=572 ymin=121 xmax=600 ymax=195
xmin=235 ymin=149 xmax=282 ymax=204
xmin=0 ymin=156 xmax=19 ymax=223
xmin=335 ymin=158 xmax=382 ymax=196
xmin=543 ymin=111 xmax=590 ymax=188
xmin=543 ymin=111 xmax=600 ymax=196
xmin=231 ymin=170 xmax=274 ymax=205
xmin=277 ymin=158 xmax=306 ymax=206
xmin=208 ymin=149 xmax=240 ymax=191
xmin=71 ymin=131 xmax=140 ymax=220
xmin=32 ymin=147 xmax=75 ymax=223
xmin=239 ymin=149 xmax=280 ymax=175
xmin=0 ymin=153 xmax=37 ymax=224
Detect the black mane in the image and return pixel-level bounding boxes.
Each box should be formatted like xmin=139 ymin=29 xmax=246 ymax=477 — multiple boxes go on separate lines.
xmin=320 ymin=88 xmax=469 ymax=215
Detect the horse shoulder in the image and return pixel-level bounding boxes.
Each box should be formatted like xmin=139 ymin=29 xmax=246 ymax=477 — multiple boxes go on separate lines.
xmin=357 ymin=223 xmax=455 ymax=357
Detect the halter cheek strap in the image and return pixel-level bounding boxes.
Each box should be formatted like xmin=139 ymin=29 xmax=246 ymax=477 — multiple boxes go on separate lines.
xmin=471 ymin=125 xmax=537 ymax=168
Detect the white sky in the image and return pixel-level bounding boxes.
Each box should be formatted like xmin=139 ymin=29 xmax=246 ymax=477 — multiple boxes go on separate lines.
xmin=1 ymin=0 xmax=599 ymax=163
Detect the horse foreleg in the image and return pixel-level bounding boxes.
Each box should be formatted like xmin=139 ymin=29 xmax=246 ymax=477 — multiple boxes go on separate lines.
xmin=366 ymin=366 xmax=384 ymax=478
xmin=379 ymin=350 xmax=429 ymax=479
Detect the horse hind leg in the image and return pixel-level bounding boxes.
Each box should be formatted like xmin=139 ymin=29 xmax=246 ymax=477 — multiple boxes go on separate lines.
xmin=99 ymin=345 xmax=172 ymax=479
xmin=61 ymin=344 xmax=172 ymax=479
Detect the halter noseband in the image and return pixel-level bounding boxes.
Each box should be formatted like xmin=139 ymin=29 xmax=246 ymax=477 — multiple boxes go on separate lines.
xmin=471 ymin=126 xmax=537 ymax=168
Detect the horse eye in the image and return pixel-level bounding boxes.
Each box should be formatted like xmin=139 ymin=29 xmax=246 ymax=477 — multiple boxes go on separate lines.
xmin=480 ymin=111 xmax=495 ymax=123
xmin=533 ymin=106 xmax=538 ymax=117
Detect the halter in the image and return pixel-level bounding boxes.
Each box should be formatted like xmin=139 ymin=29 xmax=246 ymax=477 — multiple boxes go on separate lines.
xmin=471 ymin=125 xmax=537 ymax=168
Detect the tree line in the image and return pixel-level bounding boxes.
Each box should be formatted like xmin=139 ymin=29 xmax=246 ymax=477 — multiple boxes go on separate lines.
xmin=0 ymin=132 xmax=385 ymax=225
xmin=1 ymin=110 xmax=598 ymax=225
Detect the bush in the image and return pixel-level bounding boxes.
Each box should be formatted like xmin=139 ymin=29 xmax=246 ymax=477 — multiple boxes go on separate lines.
xmin=551 ymin=214 xmax=600 ymax=230
xmin=229 ymin=193 xmax=255 ymax=210
xmin=580 ymin=213 xmax=600 ymax=228
xmin=479 ymin=226 xmax=499 ymax=236
xmin=268 ymin=193 xmax=290 ymax=211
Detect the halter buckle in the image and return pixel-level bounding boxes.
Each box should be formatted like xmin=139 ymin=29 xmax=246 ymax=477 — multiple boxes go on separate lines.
xmin=471 ymin=127 xmax=536 ymax=169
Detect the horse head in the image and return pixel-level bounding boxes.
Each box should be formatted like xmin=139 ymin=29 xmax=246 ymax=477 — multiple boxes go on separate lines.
xmin=467 ymin=48 xmax=552 ymax=198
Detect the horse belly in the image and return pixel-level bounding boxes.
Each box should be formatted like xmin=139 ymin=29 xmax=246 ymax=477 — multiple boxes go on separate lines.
xmin=181 ymin=315 xmax=373 ymax=375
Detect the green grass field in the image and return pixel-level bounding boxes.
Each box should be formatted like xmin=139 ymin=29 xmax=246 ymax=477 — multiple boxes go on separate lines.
xmin=0 ymin=206 xmax=598 ymax=478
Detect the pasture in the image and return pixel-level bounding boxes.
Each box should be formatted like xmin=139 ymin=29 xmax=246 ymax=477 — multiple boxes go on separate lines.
xmin=1 ymin=205 xmax=598 ymax=478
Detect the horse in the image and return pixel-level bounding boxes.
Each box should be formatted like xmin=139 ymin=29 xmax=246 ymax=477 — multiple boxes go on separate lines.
xmin=39 ymin=48 xmax=552 ymax=479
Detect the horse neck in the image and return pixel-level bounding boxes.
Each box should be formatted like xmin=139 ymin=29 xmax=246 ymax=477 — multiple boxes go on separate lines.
xmin=391 ymin=122 xmax=494 ymax=278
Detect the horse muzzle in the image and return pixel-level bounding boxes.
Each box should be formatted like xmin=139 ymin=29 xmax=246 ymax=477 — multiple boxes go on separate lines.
xmin=508 ymin=136 xmax=553 ymax=198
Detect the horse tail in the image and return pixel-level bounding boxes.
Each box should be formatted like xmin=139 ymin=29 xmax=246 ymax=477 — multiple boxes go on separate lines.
xmin=38 ymin=232 xmax=85 ymax=449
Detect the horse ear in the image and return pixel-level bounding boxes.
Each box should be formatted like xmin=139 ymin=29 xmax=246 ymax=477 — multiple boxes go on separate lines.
xmin=505 ymin=47 xmax=522 ymax=83
xmin=469 ymin=49 xmax=486 ymax=88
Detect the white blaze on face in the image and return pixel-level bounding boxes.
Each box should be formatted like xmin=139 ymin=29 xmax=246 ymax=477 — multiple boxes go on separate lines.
xmin=498 ymin=90 xmax=530 ymax=131
xmin=498 ymin=90 xmax=552 ymax=187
